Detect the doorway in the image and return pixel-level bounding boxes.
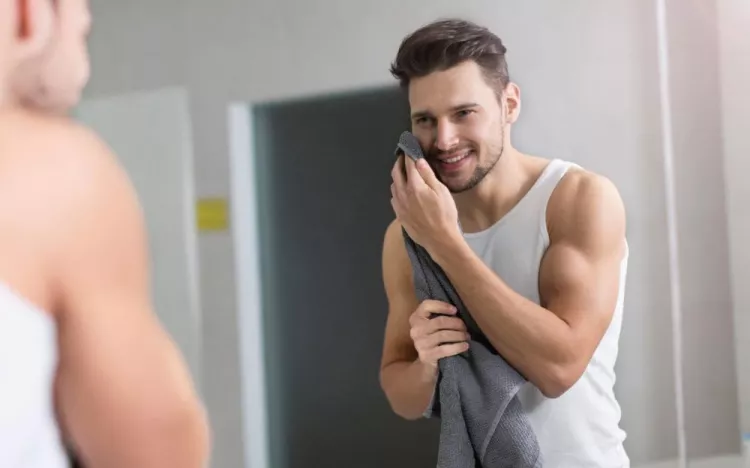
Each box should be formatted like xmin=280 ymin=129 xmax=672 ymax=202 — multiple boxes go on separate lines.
xmin=250 ymin=86 xmax=440 ymax=468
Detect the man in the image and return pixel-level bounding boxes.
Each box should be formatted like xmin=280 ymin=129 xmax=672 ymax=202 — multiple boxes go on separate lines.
xmin=0 ymin=1 xmax=210 ymax=467
xmin=379 ymin=19 xmax=629 ymax=467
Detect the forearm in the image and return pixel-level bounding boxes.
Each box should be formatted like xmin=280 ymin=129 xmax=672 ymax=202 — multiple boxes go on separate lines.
xmin=432 ymin=240 xmax=577 ymax=394
xmin=380 ymin=359 xmax=438 ymax=420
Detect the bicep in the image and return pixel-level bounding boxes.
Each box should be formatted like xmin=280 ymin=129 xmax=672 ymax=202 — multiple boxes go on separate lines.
xmin=380 ymin=220 xmax=419 ymax=370
xmin=55 ymin=288 xmax=200 ymax=465
xmin=51 ymin=138 xmax=205 ymax=466
xmin=539 ymin=173 xmax=626 ymax=350
xmin=539 ymin=240 xmax=623 ymax=338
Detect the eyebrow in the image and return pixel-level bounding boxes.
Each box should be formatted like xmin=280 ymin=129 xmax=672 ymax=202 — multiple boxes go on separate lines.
xmin=410 ymin=103 xmax=481 ymax=120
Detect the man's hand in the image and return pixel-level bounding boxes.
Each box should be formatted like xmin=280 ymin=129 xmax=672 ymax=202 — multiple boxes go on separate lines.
xmin=390 ymin=155 xmax=461 ymax=256
xmin=409 ymin=299 xmax=470 ymax=369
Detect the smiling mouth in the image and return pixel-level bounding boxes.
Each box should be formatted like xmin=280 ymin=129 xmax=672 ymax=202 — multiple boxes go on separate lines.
xmin=434 ymin=149 xmax=473 ymax=167
xmin=441 ymin=151 xmax=470 ymax=164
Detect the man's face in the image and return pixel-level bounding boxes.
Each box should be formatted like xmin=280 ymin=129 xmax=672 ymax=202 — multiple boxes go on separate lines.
xmin=408 ymin=60 xmax=513 ymax=193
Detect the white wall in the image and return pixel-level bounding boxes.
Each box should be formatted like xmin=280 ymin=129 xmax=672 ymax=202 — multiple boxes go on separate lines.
xmin=82 ymin=1 xmax=744 ymax=467
xmin=718 ymin=0 xmax=750 ymax=436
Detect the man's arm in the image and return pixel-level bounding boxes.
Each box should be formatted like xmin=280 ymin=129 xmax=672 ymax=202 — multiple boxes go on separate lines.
xmin=431 ymin=171 xmax=627 ymax=398
xmin=46 ymin=123 xmax=210 ymax=467
xmin=379 ymin=220 xmax=438 ymax=420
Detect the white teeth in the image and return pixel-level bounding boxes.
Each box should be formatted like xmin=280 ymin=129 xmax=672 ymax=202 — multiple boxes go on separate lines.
xmin=444 ymin=152 xmax=469 ymax=164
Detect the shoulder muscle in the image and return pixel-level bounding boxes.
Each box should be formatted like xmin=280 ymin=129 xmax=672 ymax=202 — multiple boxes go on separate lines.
xmin=540 ymin=169 xmax=626 ymax=337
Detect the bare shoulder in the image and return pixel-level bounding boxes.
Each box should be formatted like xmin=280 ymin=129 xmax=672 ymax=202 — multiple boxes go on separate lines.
xmin=546 ymin=167 xmax=626 ymax=254
xmin=27 ymin=115 xmax=140 ymax=243
xmin=0 ymin=112 xmax=142 ymax=305
xmin=40 ymin=116 xmax=133 ymax=205
xmin=2 ymin=113 xmax=149 ymax=307
xmin=0 ymin=111 xmax=136 ymax=218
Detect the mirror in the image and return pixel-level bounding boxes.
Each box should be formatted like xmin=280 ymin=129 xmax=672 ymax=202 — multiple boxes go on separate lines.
xmin=47 ymin=1 xmax=748 ymax=467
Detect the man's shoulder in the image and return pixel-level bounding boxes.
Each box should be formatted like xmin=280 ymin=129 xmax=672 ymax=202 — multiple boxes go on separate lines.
xmin=0 ymin=109 xmax=124 ymax=187
xmin=0 ymin=110 xmax=140 ymax=249
xmin=557 ymin=164 xmax=619 ymax=198
xmin=547 ymin=166 xmax=626 ymax=247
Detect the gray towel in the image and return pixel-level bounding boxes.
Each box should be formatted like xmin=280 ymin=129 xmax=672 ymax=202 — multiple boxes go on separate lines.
xmin=402 ymin=228 xmax=543 ymax=468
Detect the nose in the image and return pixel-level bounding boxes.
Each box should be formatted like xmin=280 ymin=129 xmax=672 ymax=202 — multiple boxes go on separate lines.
xmin=434 ymin=120 xmax=459 ymax=152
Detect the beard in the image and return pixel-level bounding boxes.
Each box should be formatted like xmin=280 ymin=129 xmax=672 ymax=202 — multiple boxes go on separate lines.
xmin=428 ymin=128 xmax=506 ymax=194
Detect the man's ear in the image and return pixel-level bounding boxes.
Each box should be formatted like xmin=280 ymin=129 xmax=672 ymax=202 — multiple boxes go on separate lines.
xmin=503 ymin=82 xmax=521 ymax=125
xmin=14 ymin=0 xmax=54 ymax=61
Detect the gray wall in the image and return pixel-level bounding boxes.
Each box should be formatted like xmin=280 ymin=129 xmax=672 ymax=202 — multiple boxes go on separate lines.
xmin=82 ymin=1 xmax=744 ymax=466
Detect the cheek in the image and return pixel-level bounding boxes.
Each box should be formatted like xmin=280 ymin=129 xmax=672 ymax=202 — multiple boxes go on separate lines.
xmin=459 ymin=121 xmax=488 ymax=145
xmin=411 ymin=127 xmax=433 ymax=150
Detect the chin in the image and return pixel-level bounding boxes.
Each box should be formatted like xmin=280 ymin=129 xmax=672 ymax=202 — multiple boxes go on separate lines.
xmin=438 ymin=168 xmax=475 ymax=191
xmin=441 ymin=177 xmax=473 ymax=194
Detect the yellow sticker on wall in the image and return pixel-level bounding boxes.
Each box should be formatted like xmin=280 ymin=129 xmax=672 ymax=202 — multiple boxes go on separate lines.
xmin=196 ymin=198 xmax=230 ymax=232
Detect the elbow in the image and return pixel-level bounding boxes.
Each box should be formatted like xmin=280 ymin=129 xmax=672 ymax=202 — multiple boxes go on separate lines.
xmin=189 ymin=402 xmax=212 ymax=463
xmin=379 ymin=368 xmax=426 ymax=421
xmin=390 ymin=400 xmax=424 ymax=421
xmin=536 ymin=362 xmax=583 ymax=399
xmin=388 ymin=398 xmax=424 ymax=421
xmin=109 ymin=398 xmax=212 ymax=468
xmin=388 ymin=399 xmax=424 ymax=421
xmin=164 ymin=399 xmax=212 ymax=466
xmin=537 ymin=381 xmax=571 ymax=399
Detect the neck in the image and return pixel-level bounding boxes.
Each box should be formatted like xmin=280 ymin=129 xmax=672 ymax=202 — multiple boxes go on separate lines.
xmin=0 ymin=94 xmax=66 ymax=117
xmin=453 ymin=147 xmax=542 ymax=233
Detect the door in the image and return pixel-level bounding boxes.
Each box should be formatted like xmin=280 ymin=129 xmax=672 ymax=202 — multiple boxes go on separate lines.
xmin=252 ymin=86 xmax=440 ymax=468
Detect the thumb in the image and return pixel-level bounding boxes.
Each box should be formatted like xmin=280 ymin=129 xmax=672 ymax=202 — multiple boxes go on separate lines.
xmin=416 ymin=159 xmax=441 ymax=190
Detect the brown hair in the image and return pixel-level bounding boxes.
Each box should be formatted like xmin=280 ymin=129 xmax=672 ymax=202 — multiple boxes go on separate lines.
xmin=390 ymin=19 xmax=510 ymax=96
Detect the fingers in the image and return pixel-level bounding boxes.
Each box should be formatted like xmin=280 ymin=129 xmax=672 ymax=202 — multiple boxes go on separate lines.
xmin=412 ymin=328 xmax=470 ymax=367
xmin=403 ymin=156 xmax=421 ymax=186
xmin=414 ymin=158 xmax=441 ymax=190
xmin=390 ymin=187 xmax=402 ymax=218
xmin=410 ymin=316 xmax=466 ymax=340
xmin=390 ymin=156 xmax=408 ymax=217
xmin=425 ymin=315 xmax=467 ymax=334
xmin=409 ymin=299 xmax=470 ymax=366
xmin=391 ymin=155 xmax=407 ymax=189
xmin=410 ymin=315 xmax=467 ymax=342
xmin=412 ymin=299 xmax=457 ymax=320
xmin=428 ymin=342 xmax=471 ymax=361
xmin=418 ymin=330 xmax=471 ymax=351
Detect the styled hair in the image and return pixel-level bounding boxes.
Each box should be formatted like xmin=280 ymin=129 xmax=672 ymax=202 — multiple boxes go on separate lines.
xmin=390 ymin=19 xmax=510 ymax=96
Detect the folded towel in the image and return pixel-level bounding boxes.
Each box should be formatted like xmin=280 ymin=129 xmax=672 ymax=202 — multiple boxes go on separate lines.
xmin=402 ymin=228 xmax=543 ymax=468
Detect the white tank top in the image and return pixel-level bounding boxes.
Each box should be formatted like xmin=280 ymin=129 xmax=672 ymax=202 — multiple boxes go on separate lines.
xmin=0 ymin=283 xmax=70 ymax=468
xmin=462 ymin=159 xmax=630 ymax=468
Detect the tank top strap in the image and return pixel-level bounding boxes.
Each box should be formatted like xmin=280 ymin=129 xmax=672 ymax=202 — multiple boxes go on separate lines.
xmin=528 ymin=159 xmax=578 ymax=205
